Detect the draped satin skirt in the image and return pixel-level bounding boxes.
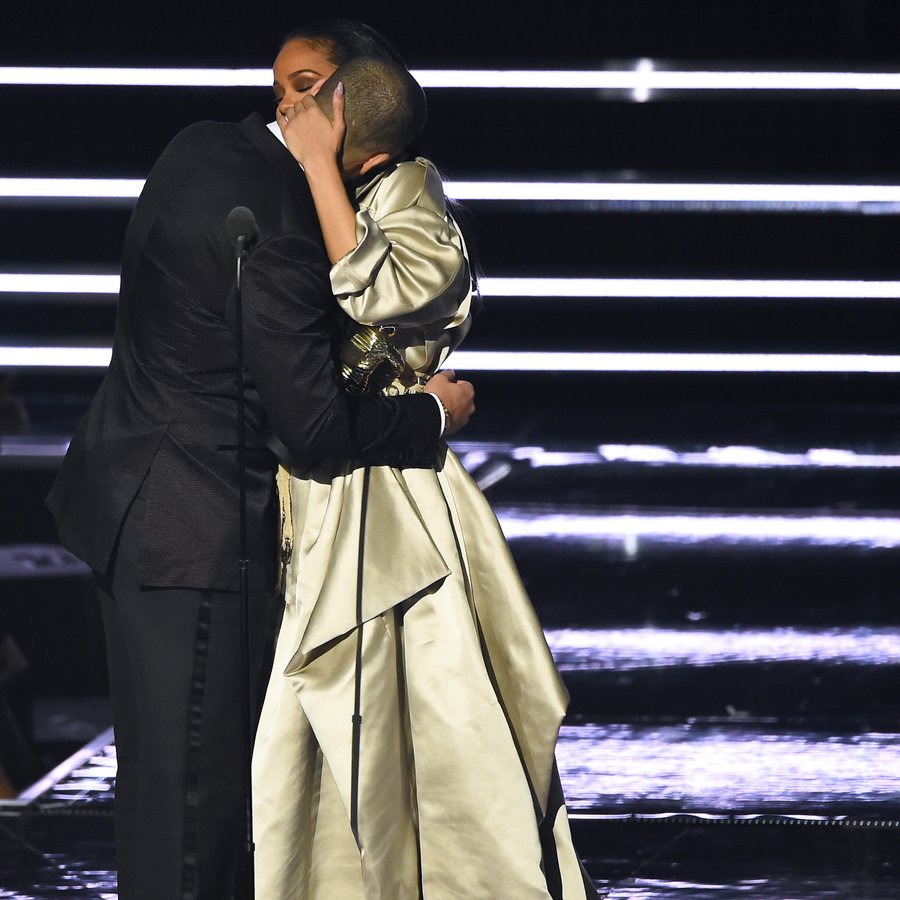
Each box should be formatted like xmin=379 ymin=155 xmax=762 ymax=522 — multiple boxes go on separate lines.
xmin=252 ymin=447 xmax=597 ymax=899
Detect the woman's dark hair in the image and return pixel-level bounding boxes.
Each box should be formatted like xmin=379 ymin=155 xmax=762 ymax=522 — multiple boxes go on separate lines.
xmin=280 ymin=20 xmax=407 ymax=67
xmin=280 ymin=20 xmax=483 ymax=309
xmin=280 ymin=21 xmax=425 ymax=157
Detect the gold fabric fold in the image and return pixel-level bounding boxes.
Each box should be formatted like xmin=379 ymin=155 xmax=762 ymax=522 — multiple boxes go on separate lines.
xmin=253 ymin=451 xmax=597 ymax=899
xmin=434 ymin=452 xmax=571 ymax=816
xmin=282 ymin=463 xmax=451 ymax=670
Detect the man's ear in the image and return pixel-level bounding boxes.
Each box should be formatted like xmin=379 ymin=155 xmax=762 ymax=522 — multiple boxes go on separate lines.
xmin=359 ymin=152 xmax=392 ymax=176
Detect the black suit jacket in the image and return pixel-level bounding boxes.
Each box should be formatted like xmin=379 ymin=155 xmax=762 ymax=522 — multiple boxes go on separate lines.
xmin=47 ymin=114 xmax=440 ymax=591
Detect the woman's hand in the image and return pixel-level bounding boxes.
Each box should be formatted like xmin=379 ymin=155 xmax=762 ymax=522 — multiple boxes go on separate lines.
xmin=276 ymin=81 xmax=346 ymax=172
xmin=277 ymin=81 xmax=358 ymax=264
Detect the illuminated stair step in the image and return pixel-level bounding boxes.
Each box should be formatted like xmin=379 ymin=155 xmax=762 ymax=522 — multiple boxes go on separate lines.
xmin=556 ymin=722 xmax=900 ymax=813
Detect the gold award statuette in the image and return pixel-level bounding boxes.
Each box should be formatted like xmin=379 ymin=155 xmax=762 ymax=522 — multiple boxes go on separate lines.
xmin=339 ymin=325 xmax=411 ymax=396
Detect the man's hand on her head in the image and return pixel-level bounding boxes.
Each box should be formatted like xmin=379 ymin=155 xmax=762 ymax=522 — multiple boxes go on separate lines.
xmin=424 ymin=369 xmax=475 ymax=437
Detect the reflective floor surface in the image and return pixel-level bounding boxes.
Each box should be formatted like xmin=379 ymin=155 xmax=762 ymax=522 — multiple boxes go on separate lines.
xmin=0 ymin=815 xmax=116 ymax=899
xmin=3 ymin=809 xmax=900 ymax=898
xmin=583 ymin=821 xmax=900 ymax=899
xmin=2 ymin=720 xmax=900 ymax=898
xmin=558 ymin=724 xmax=900 ymax=813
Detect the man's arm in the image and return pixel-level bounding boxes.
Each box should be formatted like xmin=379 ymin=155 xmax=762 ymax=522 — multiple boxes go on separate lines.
xmin=239 ymin=232 xmax=470 ymax=467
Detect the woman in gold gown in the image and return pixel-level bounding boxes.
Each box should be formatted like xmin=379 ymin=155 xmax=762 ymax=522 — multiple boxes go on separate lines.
xmin=252 ymin=22 xmax=598 ymax=899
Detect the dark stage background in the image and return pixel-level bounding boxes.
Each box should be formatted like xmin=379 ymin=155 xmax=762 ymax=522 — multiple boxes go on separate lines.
xmin=2 ymin=1 xmax=900 ymax=896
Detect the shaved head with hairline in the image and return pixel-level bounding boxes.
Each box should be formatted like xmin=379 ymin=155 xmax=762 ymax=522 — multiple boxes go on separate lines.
xmin=315 ymin=56 xmax=427 ymax=169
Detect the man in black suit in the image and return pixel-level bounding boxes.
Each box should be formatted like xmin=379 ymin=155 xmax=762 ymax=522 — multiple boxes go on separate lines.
xmin=46 ymin=76 xmax=473 ymax=900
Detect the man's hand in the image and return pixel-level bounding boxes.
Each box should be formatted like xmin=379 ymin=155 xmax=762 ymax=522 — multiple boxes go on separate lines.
xmin=425 ymin=369 xmax=475 ymax=436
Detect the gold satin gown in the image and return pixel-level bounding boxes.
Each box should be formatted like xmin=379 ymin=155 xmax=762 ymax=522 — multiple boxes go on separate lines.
xmin=252 ymin=159 xmax=597 ymax=899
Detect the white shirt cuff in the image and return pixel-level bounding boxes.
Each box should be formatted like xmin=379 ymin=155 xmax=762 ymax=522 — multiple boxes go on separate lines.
xmin=427 ymin=391 xmax=446 ymax=438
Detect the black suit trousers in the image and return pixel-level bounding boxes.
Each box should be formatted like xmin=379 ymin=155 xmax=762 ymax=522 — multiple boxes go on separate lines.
xmin=96 ymin=489 xmax=279 ymax=900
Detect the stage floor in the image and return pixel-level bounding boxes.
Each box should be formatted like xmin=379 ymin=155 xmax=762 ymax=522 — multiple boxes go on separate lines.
xmin=2 ymin=728 xmax=900 ymax=899
xmin=4 ymin=440 xmax=900 ymax=896
xmin=3 ymin=805 xmax=900 ymax=897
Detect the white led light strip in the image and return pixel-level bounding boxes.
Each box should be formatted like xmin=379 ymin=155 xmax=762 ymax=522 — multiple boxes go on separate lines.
xmin=5 ymin=273 xmax=900 ymax=300
xmin=417 ymin=70 xmax=900 ymax=92
xmin=0 ymin=67 xmax=269 ymax=87
xmin=495 ymin=511 xmax=900 ymax=546
xmin=594 ymin=444 xmax=900 ymax=469
xmin=447 ymin=181 xmax=900 ymax=205
xmin=5 ymin=346 xmax=900 ymax=374
xmin=457 ymin=442 xmax=900 ymax=471
xmin=544 ymin=627 xmax=900 ymax=667
xmin=454 ymin=442 xmax=900 ymax=471
xmin=0 ymin=347 xmax=112 ymax=367
xmin=0 ymin=178 xmax=145 ymax=199
xmin=479 ymin=278 xmax=900 ymax=299
xmin=0 ymin=274 xmax=120 ymax=293
xmin=448 ymin=352 xmax=900 ymax=373
xmin=5 ymin=178 xmax=900 ymax=207
xmin=3 ymin=67 xmax=900 ymax=91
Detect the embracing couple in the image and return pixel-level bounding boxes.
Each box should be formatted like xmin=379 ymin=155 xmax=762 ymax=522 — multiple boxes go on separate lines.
xmin=47 ymin=19 xmax=597 ymax=900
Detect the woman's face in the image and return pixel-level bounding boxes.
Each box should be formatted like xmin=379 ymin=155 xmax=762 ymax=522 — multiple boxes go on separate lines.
xmin=272 ymin=39 xmax=339 ymax=117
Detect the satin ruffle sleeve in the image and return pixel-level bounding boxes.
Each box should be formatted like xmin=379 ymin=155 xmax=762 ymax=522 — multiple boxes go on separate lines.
xmin=329 ymin=159 xmax=472 ymax=343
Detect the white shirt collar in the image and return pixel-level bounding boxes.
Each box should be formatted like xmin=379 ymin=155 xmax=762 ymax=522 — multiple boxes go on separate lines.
xmin=267 ymin=120 xmax=286 ymax=147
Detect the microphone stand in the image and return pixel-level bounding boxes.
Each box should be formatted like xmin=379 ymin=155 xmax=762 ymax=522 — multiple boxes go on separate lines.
xmin=228 ymin=208 xmax=257 ymax=899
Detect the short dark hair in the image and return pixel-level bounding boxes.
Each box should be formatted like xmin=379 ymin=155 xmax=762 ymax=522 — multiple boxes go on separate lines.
xmin=280 ymin=19 xmax=407 ymax=68
xmin=316 ymin=57 xmax=427 ymax=162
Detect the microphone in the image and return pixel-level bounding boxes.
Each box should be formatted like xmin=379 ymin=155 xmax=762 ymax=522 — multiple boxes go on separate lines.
xmin=225 ymin=203 xmax=260 ymax=895
xmin=225 ymin=206 xmax=259 ymax=258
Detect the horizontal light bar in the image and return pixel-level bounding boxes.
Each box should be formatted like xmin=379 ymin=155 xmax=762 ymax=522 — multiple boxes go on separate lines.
xmin=0 ymin=67 xmax=270 ymax=87
xmin=6 ymin=346 xmax=900 ymax=374
xmin=496 ymin=511 xmax=900 ymax=547
xmin=0 ymin=437 xmax=70 ymax=460
xmin=7 ymin=178 xmax=900 ymax=211
xmin=449 ymin=351 xmax=900 ymax=373
xmin=425 ymin=70 xmax=900 ymax=92
xmin=0 ymin=178 xmax=144 ymax=199
xmin=471 ymin=443 xmax=900 ymax=470
xmin=448 ymin=181 xmax=900 ymax=205
xmin=454 ymin=441 xmax=900 ymax=470
xmin=0 ymin=347 xmax=112 ymax=367
xmin=8 ymin=273 xmax=900 ymax=301
xmin=595 ymin=444 xmax=900 ymax=469
xmin=545 ymin=627 xmax=900 ymax=669
xmin=4 ymin=67 xmax=900 ymax=91
xmin=479 ymin=277 xmax=900 ymax=299
xmin=0 ymin=274 xmax=119 ymax=293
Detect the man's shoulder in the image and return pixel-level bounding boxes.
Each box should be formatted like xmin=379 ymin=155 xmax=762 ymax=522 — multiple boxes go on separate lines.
xmin=145 ymin=114 xmax=274 ymax=193
xmin=163 ymin=117 xmax=246 ymax=156
xmin=160 ymin=114 xmax=280 ymax=164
